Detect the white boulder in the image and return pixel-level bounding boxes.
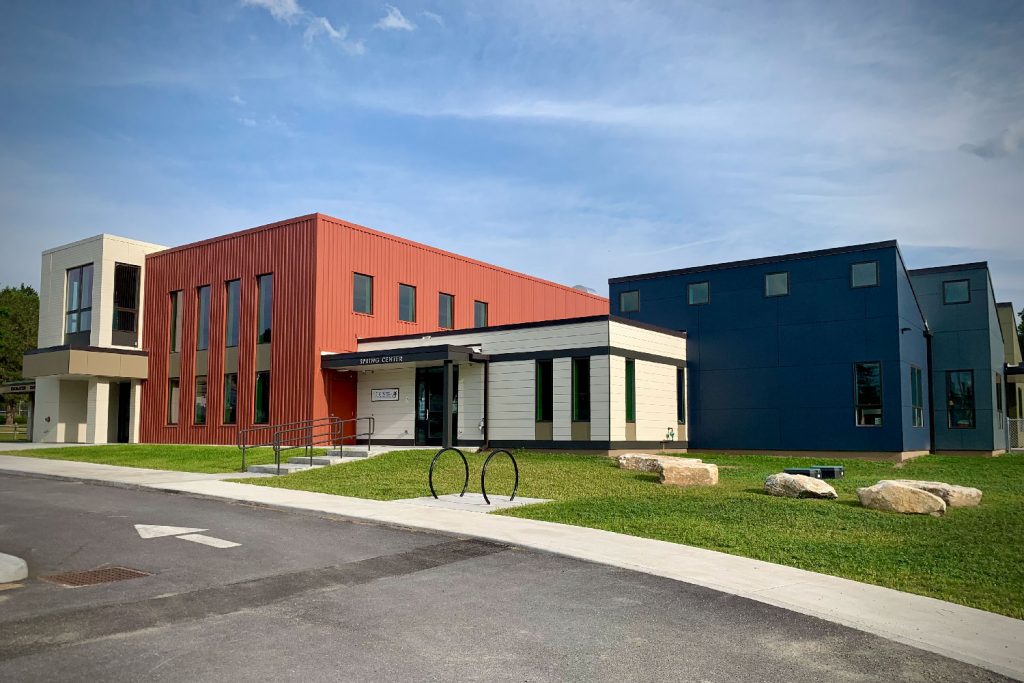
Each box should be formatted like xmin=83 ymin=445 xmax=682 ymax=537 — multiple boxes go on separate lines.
xmin=857 ymin=481 xmax=946 ymax=516
xmin=883 ymin=480 xmax=982 ymax=508
xmin=764 ymin=473 xmax=838 ymax=500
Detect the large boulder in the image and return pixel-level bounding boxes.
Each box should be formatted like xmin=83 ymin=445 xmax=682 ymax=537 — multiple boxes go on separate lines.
xmin=857 ymin=481 xmax=946 ymax=516
xmin=764 ymin=473 xmax=838 ymax=500
xmin=883 ymin=480 xmax=982 ymax=508
xmin=660 ymin=462 xmax=718 ymax=487
xmin=618 ymin=454 xmax=701 ymax=473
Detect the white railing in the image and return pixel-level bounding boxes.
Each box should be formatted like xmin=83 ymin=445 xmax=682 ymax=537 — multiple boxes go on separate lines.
xmin=1009 ymin=419 xmax=1024 ymax=451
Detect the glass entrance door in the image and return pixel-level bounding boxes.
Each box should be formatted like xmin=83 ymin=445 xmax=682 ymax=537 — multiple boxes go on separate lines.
xmin=415 ymin=366 xmax=458 ymax=446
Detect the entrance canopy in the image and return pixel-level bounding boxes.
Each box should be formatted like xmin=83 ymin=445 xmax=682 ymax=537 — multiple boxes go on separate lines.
xmin=320 ymin=344 xmax=489 ymax=371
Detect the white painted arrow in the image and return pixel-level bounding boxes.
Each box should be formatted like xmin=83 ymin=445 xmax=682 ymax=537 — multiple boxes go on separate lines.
xmin=135 ymin=524 xmax=208 ymax=539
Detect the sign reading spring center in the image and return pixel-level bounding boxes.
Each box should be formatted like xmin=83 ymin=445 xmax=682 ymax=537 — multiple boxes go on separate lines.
xmin=371 ymin=388 xmax=400 ymax=402
xmin=359 ymin=355 xmax=404 ymax=365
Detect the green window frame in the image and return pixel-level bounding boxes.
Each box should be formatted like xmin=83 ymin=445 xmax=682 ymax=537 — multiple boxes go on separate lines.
xmin=398 ymin=284 xmax=416 ymax=322
xmin=353 ymin=272 xmax=373 ymax=314
xmin=572 ymin=357 xmax=591 ymax=422
xmin=625 ymin=359 xmax=636 ymax=423
xmin=535 ymin=360 xmax=553 ymax=422
xmin=676 ymin=367 xmax=686 ymax=425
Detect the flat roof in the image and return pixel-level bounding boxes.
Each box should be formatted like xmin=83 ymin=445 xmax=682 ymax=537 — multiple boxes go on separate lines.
xmin=609 ymin=240 xmax=899 ymax=284
xmin=357 ymin=314 xmax=686 ymax=344
xmin=907 ymin=262 xmax=989 ymax=276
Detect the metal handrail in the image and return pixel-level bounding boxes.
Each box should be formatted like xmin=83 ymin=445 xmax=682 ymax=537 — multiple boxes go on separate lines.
xmin=238 ymin=415 xmax=374 ymax=472
xmin=270 ymin=416 xmax=375 ymax=475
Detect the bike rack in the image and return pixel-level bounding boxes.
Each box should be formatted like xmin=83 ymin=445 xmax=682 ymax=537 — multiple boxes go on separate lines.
xmin=480 ymin=449 xmax=518 ymax=505
xmin=428 ymin=447 xmax=469 ymax=499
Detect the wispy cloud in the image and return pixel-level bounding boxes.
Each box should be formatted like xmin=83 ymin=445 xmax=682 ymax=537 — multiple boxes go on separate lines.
xmin=961 ymin=120 xmax=1024 ymax=159
xmin=229 ymin=94 xmax=246 ymax=106
xmin=375 ymin=4 xmax=416 ymax=31
xmin=421 ymin=10 xmax=444 ymax=27
xmin=241 ymin=0 xmax=363 ymax=53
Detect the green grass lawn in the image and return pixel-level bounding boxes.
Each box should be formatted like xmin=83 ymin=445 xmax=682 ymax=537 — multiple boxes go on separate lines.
xmin=0 ymin=444 xmax=286 ymax=474
xmin=236 ymin=449 xmax=1024 ymax=618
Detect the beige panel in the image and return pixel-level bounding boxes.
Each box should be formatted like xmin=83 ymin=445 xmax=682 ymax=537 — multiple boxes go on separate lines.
xmin=255 ymin=343 xmax=271 ymax=372
xmin=77 ymin=350 xmax=121 ymax=377
xmin=355 ymin=367 xmax=417 ymax=440
xmin=624 ymin=422 xmax=636 ymax=441
xmin=58 ymin=379 xmax=88 ymax=443
xmin=589 ymin=355 xmax=611 ymax=441
xmin=487 ymin=360 xmax=535 ymax=441
xmin=552 ymin=357 xmax=572 ymax=441
xmin=571 ymin=421 xmax=591 ymax=440
xmin=609 ymin=321 xmax=687 ymax=361
xmin=457 ymin=362 xmax=485 ymax=442
xmin=23 ymin=350 xmax=71 ymax=378
xmin=195 ymin=350 xmax=209 ymax=376
xmin=609 ymin=355 xmax=626 ymax=441
xmin=86 ymin=379 xmax=110 ymax=444
xmin=119 ymin=354 xmax=149 ymax=379
xmin=32 ymin=377 xmax=61 ymax=443
xmin=169 ymin=352 xmax=180 ymax=378
xmin=635 ymin=359 xmax=678 ymax=442
xmin=224 ymin=347 xmax=239 ymax=374
xmin=535 ymin=421 xmax=553 ymax=440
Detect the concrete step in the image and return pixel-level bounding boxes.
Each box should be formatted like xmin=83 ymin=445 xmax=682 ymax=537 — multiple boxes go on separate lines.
xmin=286 ymin=455 xmax=366 ymax=466
xmin=324 ymin=449 xmax=370 ymax=459
xmin=246 ymin=463 xmax=324 ymax=475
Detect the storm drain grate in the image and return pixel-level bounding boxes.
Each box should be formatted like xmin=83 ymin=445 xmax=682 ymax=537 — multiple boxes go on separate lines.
xmin=40 ymin=566 xmax=152 ymax=587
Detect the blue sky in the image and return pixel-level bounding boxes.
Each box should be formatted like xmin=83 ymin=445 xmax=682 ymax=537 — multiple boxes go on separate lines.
xmin=1 ymin=0 xmax=1022 ymax=307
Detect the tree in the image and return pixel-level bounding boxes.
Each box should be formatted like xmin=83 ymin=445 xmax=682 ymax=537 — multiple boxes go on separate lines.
xmin=0 ymin=285 xmax=39 ymax=424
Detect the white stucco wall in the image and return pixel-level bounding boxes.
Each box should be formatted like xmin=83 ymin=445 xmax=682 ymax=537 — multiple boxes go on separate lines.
xmin=355 ymin=367 xmax=417 ymax=441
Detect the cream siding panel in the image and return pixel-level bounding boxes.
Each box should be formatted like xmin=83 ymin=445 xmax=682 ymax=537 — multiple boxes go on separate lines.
xmin=609 ymin=355 xmax=626 ymax=441
xmin=58 ymin=379 xmax=88 ymax=443
xmin=32 ymin=377 xmax=60 ymax=443
xmin=487 ymin=360 xmax=535 ymax=441
xmin=458 ymin=362 xmax=485 ymax=442
xmin=590 ymin=355 xmax=611 ymax=440
xmin=635 ymin=360 xmax=678 ymax=441
xmin=356 ymin=368 xmax=417 ymax=441
xmin=609 ymin=321 xmax=686 ymax=361
xmin=86 ymin=379 xmax=110 ymax=444
xmin=552 ymin=357 xmax=572 ymax=440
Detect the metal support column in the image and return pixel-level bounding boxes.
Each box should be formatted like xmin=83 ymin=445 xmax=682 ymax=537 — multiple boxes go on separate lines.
xmin=442 ymin=360 xmax=454 ymax=449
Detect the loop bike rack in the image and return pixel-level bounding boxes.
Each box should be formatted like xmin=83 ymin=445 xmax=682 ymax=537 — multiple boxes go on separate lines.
xmin=428 ymin=447 xmax=519 ymax=505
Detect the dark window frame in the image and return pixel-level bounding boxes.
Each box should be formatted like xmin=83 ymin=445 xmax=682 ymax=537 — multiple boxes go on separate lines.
xmin=535 ymin=359 xmax=553 ymax=422
xmin=112 ymin=263 xmax=141 ymax=345
xmin=910 ymin=365 xmax=924 ymax=428
xmin=169 ymin=291 xmax=183 ymax=353
xmin=995 ymin=371 xmax=1003 ymax=427
xmin=942 ymin=279 xmax=971 ymax=305
xmin=353 ymin=272 xmax=374 ymax=315
xmin=946 ymin=369 xmax=975 ymax=430
xmin=572 ymin=357 xmax=592 ymax=423
xmin=687 ymin=281 xmax=710 ymax=306
xmin=254 ymin=370 xmax=271 ymax=424
xmin=196 ymin=285 xmax=211 ymax=351
xmin=223 ymin=373 xmax=238 ymax=425
xmin=167 ymin=378 xmax=180 ymax=425
xmin=764 ymin=271 xmax=790 ymax=298
xmin=676 ymin=367 xmax=686 ymax=425
xmin=619 ymin=290 xmax=640 ymax=313
xmin=854 ymin=361 xmax=883 ymax=427
xmin=625 ymin=359 xmax=636 ymax=424
xmin=194 ymin=375 xmax=208 ymax=426
xmin=398 ymin=283 xmax=416 ymax=323
xmin=474 ymin=300 xmax=489 ymax=328
xmin=438 ymin=292 xmax=455 ymax=329
xmin=225 ymin=279 xmax=240 ymax=348
xmin=64 ymin=263 xmax=94 ymax=344
xmin=850 ymin=261 xmax=879 ymax=289
xmin=256 ymin=273 xmax=273 ymax=344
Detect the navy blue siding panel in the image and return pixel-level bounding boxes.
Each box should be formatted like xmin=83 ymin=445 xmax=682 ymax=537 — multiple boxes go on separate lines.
xmin=896 ymin=262 xmax=930 ymax=451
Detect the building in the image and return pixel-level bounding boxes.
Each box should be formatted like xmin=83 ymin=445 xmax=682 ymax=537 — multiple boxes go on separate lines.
xmin=609 ymin=241 xmax=1019 ymax=457
xmin=24 ymin=214 xmax=609 ymax=446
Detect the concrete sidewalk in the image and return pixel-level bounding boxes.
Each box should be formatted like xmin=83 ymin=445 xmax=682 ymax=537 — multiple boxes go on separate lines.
xmin=1 ymin=454 xmax=1021 ymax=680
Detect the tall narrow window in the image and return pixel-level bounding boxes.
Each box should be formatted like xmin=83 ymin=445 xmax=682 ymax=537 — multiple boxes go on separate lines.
xmin=169 ymin=291 xmax=182 ymax=353
xmin=996 ymin=372 xmax=1003 ymax=428
xmin=439 ymin=292 xmax=454 ymax=329
xmin=572 ymin=357 xmax=591 ymax=422
xmin=167 ymin=378 xmax=180 ymax=425
xmin=196 ymin=285 xmax=210 ymax=351
xmin=676 ymin=367 xmax=686 ymax=425
xmin=398 ymin=284 xmax=416 ymax=322
xmin=688 ymin=281 xmax=710 ymax=305
xmin=943 ymin=280 xmax=970 ymax=305
xmin=225 ymin=280 xmax=240 ymax=348
xmin=65 ymin=263 xmax=94 ymax=344
xmin=625 ymin=359 xmax=636 ymax=423
xmin=764 ymin=272 xmax=789 ymax=297
xmin=112 ymin=263 xmax=140 ymax=345
xmin=223 ymin=373 xmax=238 ymax=425
xmin=254 ymin=371 xmax=270 ymax=424
xmin=474 ymin=301 xmax=488 ymax=328
xmin=855 ymin=361 xmax=883 ymax=426
xmin=257 ymin=274 xmax=272 ymax=344
xmin=911 ymin=366 xmax=924 ymax=428
xmin=619 ymin=290 xmax=640 ymax=313
xmin=353 ymin=273 xmax=373 ymax=314
xmin=194 ymin=376 xmax=208 ymax=425
xmin=947 ymin=370 xmax=975 ymax=429
xmin=851 ymin=261 xmax=879 ymax=288
xmin=535 ymin=360 xmax=553 ymax=422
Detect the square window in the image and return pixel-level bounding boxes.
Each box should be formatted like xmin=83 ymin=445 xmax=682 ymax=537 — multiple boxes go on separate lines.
xmin=764 ymin=272 xmax=789 ymax=297
xmin=943 ymin=279 xmax=970 ymax=305
xmin=688 ymin=282 xmax=710 ymax=305
xmin=353 ymin=273 xmax=373 ymax=314
xmin=619 ymin=290 xmax=640 ymax=313
xmin=851 ymin=261 xmax=879 ymax=288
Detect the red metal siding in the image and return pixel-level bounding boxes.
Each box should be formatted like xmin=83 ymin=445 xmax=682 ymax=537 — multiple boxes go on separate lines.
xmin=140 ymin=213 xmax=607 ymax=444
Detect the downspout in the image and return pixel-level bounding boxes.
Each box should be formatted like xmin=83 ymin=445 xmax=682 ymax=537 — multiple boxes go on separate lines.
xmin=925 ymin=326 xmax=935 ymax=454
xmin=482 ymin=361 xmax=489 ymax=449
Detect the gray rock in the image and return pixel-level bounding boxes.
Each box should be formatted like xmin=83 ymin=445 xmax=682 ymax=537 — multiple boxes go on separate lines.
xmin=883 ymin=480 xmax=982 ymax=508
xmin=857 ymin=481 xmax=946 ymax=516
xmin=764 ymin=473 xmax=838 ymax=499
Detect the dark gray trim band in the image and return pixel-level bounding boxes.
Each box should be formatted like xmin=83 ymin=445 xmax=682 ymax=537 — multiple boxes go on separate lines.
xmin=489 ymin=440 xmax=688 ymax=450
xmin=321 ymin=345 xmax=488 ymax=370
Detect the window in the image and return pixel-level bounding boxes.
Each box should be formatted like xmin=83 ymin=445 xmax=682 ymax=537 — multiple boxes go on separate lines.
xmin=439 ymin=292 xmax=454 ymax=329
xmin=620 ymin=290 xmax=640 ymax=313
xmin=474 ymin=300 xmax=488 ymax=328
xmin=353 ymin=273 xmax=373 ymax=314
xmin=65 ymin=263 xmax=94 ymax=343
xmin=911 ymin=366 xmax=924 ymax=428
xmin=625 ymin=359 xmax=636 ymax=423
xmin=167 ymin=378 xmax=180 ymax=425
xmin=112 ymin=263 xmax=140 ymax=344
xmin=851 ymin=261 xmax=879 ymax=288
xmin=943 ymin=279 xmax=970 ymax=305
xmin=196 ymin=285 xmax=210 ymax=351
xmin=257 ymin=274 xmax=272 ymax=344
xmin=854 ymin=361 xmax=883 ymax=426
xmin=946 ymin=370 xmax=975 ymax=429
xmin=535 ymin=360 xmax=553 ymax=422
xmin=254 ymin=371 xmax=270 ymax=424
xmin=572 ymin=357 xmax=591 ymax=422
xmin=223 ymin=373 xmax=238 ymax=425
xmin=764 ymin=272 xmax=789 ymax=298
xmin=225 ymin=280 xmax=240 ymax=348
xmin=398 ymin=284 xmax=416 ymax=322
xmin=995 ymin=372 xmax=1003 ymax=427
xmin=688 ymin=281 xmax=710 ymax=305
xmin=194 ymin=376 xmax=208 ymax=425
xmin=676 ymin=367 xmax=686 ymax=425
xmin=169 ymin=291 xmax=182 ymax=353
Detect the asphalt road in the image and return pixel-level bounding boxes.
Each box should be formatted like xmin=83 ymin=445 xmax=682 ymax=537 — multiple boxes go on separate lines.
xmin=0 ymin=473 xmax=1010 ymax=682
